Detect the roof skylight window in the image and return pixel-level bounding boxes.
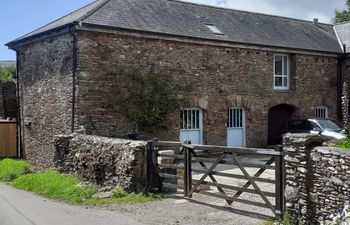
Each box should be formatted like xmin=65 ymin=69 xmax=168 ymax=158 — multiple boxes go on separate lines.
xmin=206 ymin=24 xmax=224 ymax=35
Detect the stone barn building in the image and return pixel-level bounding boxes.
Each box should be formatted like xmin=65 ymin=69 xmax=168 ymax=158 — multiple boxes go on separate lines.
xmin=6 ymin=0 xmax=350 ymax=168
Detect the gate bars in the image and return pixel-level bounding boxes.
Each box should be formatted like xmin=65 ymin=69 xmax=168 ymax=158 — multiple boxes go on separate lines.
xmin=147 ymin=139 xmax=286 ymax=217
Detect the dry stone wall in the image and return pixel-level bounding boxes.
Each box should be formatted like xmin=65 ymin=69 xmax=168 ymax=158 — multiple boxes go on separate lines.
xmin=284 ymin=133 xmax=350 ymax=224
xmin=54 ymin=134 xmax=148 ymax=191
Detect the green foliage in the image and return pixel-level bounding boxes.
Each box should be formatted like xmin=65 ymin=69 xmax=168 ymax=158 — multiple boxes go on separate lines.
xmin=0 ymin=65 xmax=16 ymax=81
xmin=264 ymin=212 xmax=297 ymax=225
xmin=112 ymin=187 xmax=128 ymax=198
xmin=12 ymin=171 xmax=96 ymax=204
xmin=281 ymin=213 xmax=297 ymax=225
xmin=120 ymin=68 xmax=182 ymax=132
xmin=337 ymin=139 xmax=350 ymax=148
xmin=0 ymin=159 xmax=31 ymax=182
xmin=333 ymin=0 xmax=350 ymax=23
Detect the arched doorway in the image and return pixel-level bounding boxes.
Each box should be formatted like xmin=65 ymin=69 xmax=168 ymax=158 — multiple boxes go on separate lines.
xmin=268 ymin=104 xmax=296 ymax=145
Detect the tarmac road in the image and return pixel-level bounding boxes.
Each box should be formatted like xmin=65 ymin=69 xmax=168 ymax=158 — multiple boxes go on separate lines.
xmin=0 ymin=183 xmax=143 ymax=225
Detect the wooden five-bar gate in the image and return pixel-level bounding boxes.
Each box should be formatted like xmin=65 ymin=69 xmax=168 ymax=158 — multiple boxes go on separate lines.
xmin=147 ymin=140 xmax=285 ymax=218
xmin=0 ymin=120 xmax=17 ymax=158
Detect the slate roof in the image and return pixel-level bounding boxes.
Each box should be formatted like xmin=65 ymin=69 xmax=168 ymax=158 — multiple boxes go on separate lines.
xmin=7 ymin=0 xmax=343 ymax=54
xmin=334 ymin=22 xmax=350 ymax=53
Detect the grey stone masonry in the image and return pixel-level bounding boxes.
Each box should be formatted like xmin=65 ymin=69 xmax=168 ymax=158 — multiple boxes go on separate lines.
xmin=284 ymin=133 xmax=350 ymax=224
xmin=54 ymin=134 xmax=148 ymax=192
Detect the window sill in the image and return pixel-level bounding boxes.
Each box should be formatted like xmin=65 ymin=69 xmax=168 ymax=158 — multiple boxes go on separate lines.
xmin=272 ymin=89 xmax=295 ymax=93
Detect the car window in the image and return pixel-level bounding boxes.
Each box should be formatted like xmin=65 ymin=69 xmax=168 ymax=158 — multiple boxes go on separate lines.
xmin=308 ymin=121 xmax=322 ymax=131
xmin=317 ymin=120 xmax=342 ymax=131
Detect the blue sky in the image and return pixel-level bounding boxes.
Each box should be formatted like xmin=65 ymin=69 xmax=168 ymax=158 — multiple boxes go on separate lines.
xmin=0 ymin=0 xmax=346 ymax=60
xmin=0 ymin=0 xmax=94 ymax=60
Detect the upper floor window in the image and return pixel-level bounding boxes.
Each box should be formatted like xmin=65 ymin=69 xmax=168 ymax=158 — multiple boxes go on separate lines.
xmin=315 ymin=106 xmax=328 ymax=118
xmin=274 ymin=54 xmax=289 ymax=90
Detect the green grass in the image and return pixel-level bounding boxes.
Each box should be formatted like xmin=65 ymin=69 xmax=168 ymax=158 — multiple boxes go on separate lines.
xmin=336 ymin=138 xmax=350 ymax=148
xmin=11 ymin=170 xmax=162 ymax=205
xmin=259 ymin=220 xmax=275 ymax=225
xmin=12 ymin=171 xmax=96 ymax=204
xmin=0 ymin=159 xmax=31 ymax=182
xmin=3 ymin=159 xmax=162 ymax=205
xmin=84 ymin=192 xmax=162 ymax=205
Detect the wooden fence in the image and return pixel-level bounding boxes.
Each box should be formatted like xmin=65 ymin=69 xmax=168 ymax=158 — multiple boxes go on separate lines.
xmin=147 ymin=139 xmax=285 ymax=218
xmin=0 ymin=120 xmax=17 ymax=158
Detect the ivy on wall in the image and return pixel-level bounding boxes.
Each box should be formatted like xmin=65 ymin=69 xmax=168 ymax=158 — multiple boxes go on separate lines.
xmin=116 ymin=68 xmax=182 ymax=133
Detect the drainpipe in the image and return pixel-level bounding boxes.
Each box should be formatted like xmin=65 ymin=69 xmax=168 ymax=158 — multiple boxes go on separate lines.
xmin=337 ymin=45 xmax=346 ymax=122
xmin=69 ymin=26 xmax=78 ymax=133
xmin=15 ymin=51 xmax=24 ymax=158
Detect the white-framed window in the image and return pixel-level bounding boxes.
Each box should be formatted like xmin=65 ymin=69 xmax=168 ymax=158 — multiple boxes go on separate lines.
xmin=227 ymin=108 xmax=244 ymax=128
xmin=180 ymin=108 xmax=201 ymax=130
xmin=315 ymin=106 xmax=328 ymax=118
xmin=273 ymin=54 xmax=289 ymax=90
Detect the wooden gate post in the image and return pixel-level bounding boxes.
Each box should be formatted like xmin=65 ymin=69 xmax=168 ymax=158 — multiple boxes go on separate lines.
xmin=183 ymin=140 xmax=192 ymax=198
xmin=146 ymin=138 xmax=162 ymax=192
xmin=275 ymin=146 xmax=285 ymax=218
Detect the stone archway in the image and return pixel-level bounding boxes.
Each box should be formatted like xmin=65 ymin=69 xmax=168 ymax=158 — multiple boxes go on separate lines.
xmin=268 ymin=104 xmax=296 ymax=145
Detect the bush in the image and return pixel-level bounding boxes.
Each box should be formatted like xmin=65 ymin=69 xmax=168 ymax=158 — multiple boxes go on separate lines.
xmin=0 ymin=159 xmax=31 ymax=182
xmin=115 ymin=68 xmax=182 ymax=133
xmin=12 ymin=171 xmax=96 ymax=204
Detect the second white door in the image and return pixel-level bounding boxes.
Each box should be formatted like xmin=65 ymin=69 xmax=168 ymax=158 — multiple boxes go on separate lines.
xmin=227 ymin=108 xmax=246 ymax=147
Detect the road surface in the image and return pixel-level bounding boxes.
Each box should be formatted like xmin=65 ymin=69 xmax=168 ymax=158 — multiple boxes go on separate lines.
xmin=0 ymin=183 xmax=143 ymax=225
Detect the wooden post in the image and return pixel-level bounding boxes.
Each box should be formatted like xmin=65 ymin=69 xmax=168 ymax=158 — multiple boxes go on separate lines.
xmin=183 ymin=140 xmax=192 ymax=198
xmin=275 ymin=146 xmax=285 ymax=218
xmin=146 ymin=138 xmax=161 ymax=192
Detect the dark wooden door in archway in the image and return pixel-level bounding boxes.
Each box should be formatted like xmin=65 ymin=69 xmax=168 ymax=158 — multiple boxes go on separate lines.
xmin=268 ymin=104 xmax=295 ymax=145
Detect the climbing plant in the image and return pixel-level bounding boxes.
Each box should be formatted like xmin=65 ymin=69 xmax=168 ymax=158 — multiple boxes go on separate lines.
xmin=117 ymin=68 xmax=182 ymax=133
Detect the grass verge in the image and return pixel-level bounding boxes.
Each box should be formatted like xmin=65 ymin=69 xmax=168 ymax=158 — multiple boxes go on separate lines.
xmin=12 ymin=171 xmax=96 ymax=204
xmin=1 ymin=159 xmax=162 ymax=205
xmin=0 ymin=159 xmax=31 ymax=182
xmin=11 ymin=170 xmax=161 ymax=205
xmin=84 ymin=193 xmax=162 ymax=205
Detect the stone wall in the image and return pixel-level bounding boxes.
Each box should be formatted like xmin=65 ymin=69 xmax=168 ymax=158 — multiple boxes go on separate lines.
xmin=284 ymin=133 xmax=350 ymax=223
xmin=17 ymin=33 xmax=74 ymax=170
xmin=54 ymin=134 xmax=148 ymax=191
xmin=75 ymin=30 xmax=338 ymax=147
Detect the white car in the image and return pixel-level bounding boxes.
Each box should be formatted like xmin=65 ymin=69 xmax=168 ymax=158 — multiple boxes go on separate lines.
xmin=286 ymin=119 xmax=347 ymax=141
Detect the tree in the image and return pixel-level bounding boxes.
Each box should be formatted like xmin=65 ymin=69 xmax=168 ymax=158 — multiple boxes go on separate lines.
xmin=0 ymin=65 xmax=16 ymax=81
xmin=333 ymin=0 xmax=350 ymax=23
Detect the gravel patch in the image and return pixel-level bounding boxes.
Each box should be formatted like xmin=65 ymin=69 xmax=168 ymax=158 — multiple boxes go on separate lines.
xmin=95 ymin=155 xmax=277 ymax=225
xmin=98 ymin=192 xmax=274 ymax=225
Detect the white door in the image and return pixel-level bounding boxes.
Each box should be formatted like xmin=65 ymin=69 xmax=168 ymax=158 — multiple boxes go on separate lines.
xmin=180 ymin=108 xmax=203 ymax=144
xmin=227 ymin=108 xmax=246 ymax=147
